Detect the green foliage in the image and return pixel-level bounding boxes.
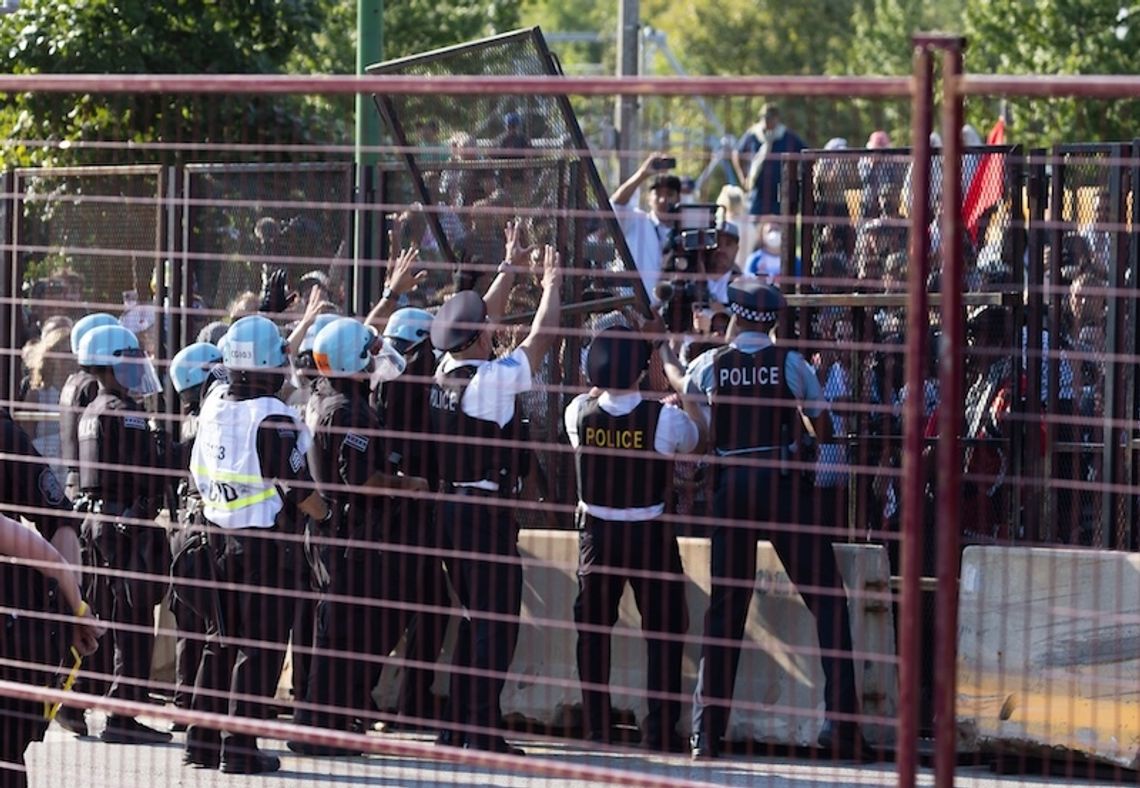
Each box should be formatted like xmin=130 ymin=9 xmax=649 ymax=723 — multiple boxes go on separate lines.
xmin=0 ymin=0 xmax=335 ymax=166
xmin=385 ymin=0 xmax=522 ymax=59
xmin=964 ymin=0 xmax=1140 ymax=148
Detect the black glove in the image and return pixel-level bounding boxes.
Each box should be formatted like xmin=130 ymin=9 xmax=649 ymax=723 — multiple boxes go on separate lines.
xmin=259 ymin=268 xmax=292 ymax=314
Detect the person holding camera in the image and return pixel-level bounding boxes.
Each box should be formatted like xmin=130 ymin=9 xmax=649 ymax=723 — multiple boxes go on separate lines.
xmin=609 ymin=153 xmax=681 ymax=306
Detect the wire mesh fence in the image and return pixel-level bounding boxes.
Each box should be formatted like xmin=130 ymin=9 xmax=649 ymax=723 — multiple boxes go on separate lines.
xmin=1 ymin=29 xmax=1140 ymax=788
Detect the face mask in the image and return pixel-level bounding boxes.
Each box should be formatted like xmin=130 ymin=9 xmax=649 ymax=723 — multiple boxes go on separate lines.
xmin=369 ymin=339 xmax=407 ymax=388
xmin=764 ymin=229 xmax=782 ymax=251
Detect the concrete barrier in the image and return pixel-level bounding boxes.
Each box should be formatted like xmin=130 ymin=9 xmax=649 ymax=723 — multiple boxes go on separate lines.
xmin=957 ymin=546 xmax=1140 ymax=769
xmin=370 ymin=531 xmax=898 ymax=747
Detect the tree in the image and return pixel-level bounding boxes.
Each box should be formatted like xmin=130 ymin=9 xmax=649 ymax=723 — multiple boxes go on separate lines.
xmin=964 ymin=0 xmax=1140 ymax=148
xmin=0 ymin=0 xmax=332 ymax=166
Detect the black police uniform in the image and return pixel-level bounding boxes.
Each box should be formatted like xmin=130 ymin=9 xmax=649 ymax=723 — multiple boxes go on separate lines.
xmin=58 ymin=369 xmax=100 ymax=501
xmin=184 ymin=381 xmax=309 ymax=772
xmin=571 ymin=394 xmax=689 ymax=748
xmin=78 ymin=388 xmax=172 ymax=719
xmin=429 ymin=358 xmax=529 ymax=752
xmin=0 ymin=410 xmax=76 ymax=787
xmin=300 ymin=376 xmax=419 ymax=737
xmin=374 ymin=345 xmax=451 ymax=725
xmin=0 ymin=561 xmax=71 ymax=788
xmin=168 ymin=371 xmax=226 ymax=716
xmin=0 ymin=408 xmax=75 ymax=540
xmin=689 ymin=284 xmax=861 ymax=758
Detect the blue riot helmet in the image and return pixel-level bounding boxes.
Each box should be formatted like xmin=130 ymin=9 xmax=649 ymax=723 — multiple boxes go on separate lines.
xmin=311 ymin=318 xmax=379 ymax=378
xmin=77 ymin=324 xmax=161 ymax=397
xmin=223 ymin=315 xmax=288 ymax=371
xmin=296 ymin=313 xmax=339 ymax=374
xmin=70 ymin=313 xmax=119 ymax=355
xmin=383 ymin=307 xmax=433 ymax=356
xmin=169 ymin=342 xmax=228 ymax=412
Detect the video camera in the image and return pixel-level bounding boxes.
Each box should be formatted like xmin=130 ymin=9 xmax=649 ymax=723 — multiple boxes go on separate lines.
xmin=653 ymin=203 xmax=721 ymax=333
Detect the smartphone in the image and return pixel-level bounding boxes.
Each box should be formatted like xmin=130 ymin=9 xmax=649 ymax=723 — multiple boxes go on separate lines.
xmin=652 ymin=156 xmax=676 ymax=171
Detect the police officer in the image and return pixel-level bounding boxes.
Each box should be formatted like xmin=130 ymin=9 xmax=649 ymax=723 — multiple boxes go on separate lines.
xmin=0 ymin=405 xmax=91 ymax=737
xmin=53 ymin=312 xmax=118 ymax=735
xmin=375 ymin=308 xmax=452 ymax=728
xmin=682 ymin=280 xmax=866 ymax=760
xmin=0 ymin=512 xmax=101 ymax=788
xmin=287 ymin=318 xmax=429 ymax=756
xmin=184 ymin=314 xmax=329 ymax=774
xmin=75 ymin=324 xmax=174 ymax=745
xmin=565 ymin=325 xmax=703 ymax=751
xmin=166 ymin=342 xmax=227 ymax=728
xmin=428 ymin=244 xmax=562 ymax=754
xmin=59 ymin=313 xmax=119 ymax=501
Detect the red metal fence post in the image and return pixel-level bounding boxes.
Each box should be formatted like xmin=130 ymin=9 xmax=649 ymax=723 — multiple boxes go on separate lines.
xmin=934 ymin=38 xmax=968 ymax=788
xmin=897 ymin=37 xmax=936 ymax=788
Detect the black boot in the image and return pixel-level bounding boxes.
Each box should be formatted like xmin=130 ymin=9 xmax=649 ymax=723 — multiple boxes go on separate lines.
xmin=183 ymin=725 xmax=222 ymax=769
xmin=220 ymin=734 xmax=282 ymax=775
xmin=101 ymin=716 xmax=173 ymax=744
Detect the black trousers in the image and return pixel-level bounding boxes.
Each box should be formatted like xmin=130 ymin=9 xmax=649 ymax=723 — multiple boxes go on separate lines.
xmin=84 ymin=517 xmax=168 ymax=705
xmin=691 ymin=465 xmax=860 ymax=746
xmin=393 ymin=498 xmax=452 ymax=724
xmin=574 ymin=515 xmax=688 ymax=743
xmin=169 ymin=527 xmax=206 ymax=711
xmin=302 ymin=499 xmax=451 ymax=732
xmin=438 ymin=493 xmax=522 ymax=745
xmin=0 ymin=567 xmax=64 ymax=788
xmin=187 ymin=528 xmax=296 ymax=754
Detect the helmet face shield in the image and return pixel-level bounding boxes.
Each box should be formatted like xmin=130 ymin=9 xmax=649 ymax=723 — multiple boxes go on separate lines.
xmin=368 ymin=337 xmax=408 ymax=389
xmin=112 ymin=348 xmax=161 ymax=397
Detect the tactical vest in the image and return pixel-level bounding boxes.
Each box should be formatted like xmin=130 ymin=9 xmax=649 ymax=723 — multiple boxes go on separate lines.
xmin=377 ymin=351 xmax=437 ymax=484
xmin=77 ymin=390 xmax=154 ymax=507
xmin=308 ymin=380 xmax=383 ymax=524
xmin=711 ymin=344 xmax=796 ymax=456
xmin=59 ymin=370 xmax=99 ymax=488
xmin=190 ymin=387 xmax=311 ymax=530
xmin=428 ymin=364 xmax=527 ymax=490
xmin=575 ymin=396 xmax=668 ymax=511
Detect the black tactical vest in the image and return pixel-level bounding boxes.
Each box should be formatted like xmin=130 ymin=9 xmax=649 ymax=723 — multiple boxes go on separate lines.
xmin=428 ymin=364 xmax=527 ymax=490
xmin=711 ymin=344 xmax=796 ymax=455
xmin=59 ymin=370 xmax=100 ymax=476
xmin=575 ymin=396 xmax=668 ymax=511
xmin=308 ymin=380 xmax=384 ymax=524
xmin=377 ymin=349 xmax=437 ymax=485
xmin=78 ymin=390 xmax=161 ymax=512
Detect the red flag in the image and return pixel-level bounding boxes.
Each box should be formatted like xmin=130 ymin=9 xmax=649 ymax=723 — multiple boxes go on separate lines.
xmin=962 ymin=118 xmax=1007 ymax=244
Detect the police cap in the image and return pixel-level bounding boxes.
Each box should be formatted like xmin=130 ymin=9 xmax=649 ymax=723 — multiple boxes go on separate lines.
xmin=430 ymin=290 xmax=487 ymax=353
xmin=728 ymin=279 xmax=785 ymax=323
xmin=586 ymin=326 xmax=652 ymax=390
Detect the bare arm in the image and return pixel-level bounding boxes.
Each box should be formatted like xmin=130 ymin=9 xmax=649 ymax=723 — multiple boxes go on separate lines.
xmin=517 ymin=245 xmax=563 ymax=373
xmin=731 ymin=149 xmax=746 ymax=187
xmin=0 ymin=515 xmax=102 ymax=654
xmin=362 ymin=470 xmax=429 ymax=493
xmin=482 ymin=219 xmax=534 ymax=323
xmin=610 ymin=152 xmax=667 ymax=207
xmin=287 ymin=286 xmax=338 ymax=356
xmin=657 ymin=338 xmax=708 ymax=454
xmin=365 ymin=246 xmax=425 ymax=331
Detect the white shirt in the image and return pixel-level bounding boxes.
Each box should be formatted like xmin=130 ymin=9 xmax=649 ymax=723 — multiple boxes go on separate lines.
xmin=564 ymin=390 xmax=698 ymax=521
xmin=436 ymin=348 xmax=533 ymax=428
xmin=610 ymin=198 xmax=668 ymax=307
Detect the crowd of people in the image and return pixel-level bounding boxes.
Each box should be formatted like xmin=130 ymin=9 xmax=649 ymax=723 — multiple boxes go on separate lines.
xmin=0 ymin=102 xmax=1126 ymax=785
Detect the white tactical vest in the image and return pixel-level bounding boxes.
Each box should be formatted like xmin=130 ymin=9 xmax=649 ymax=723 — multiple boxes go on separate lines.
xmin=190 ymin=386 xmax=312 ymax=529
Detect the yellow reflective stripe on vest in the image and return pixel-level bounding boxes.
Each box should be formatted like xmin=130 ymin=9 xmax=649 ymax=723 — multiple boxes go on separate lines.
xmin=191 ymin=465 xmax=266 ymax=485
xmin=206 ymin=486 xmax=278 ymax=511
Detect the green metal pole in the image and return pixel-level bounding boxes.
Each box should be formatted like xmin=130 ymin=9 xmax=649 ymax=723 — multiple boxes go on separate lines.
xmin=354 ymin=0 xmax=382 ymax=314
